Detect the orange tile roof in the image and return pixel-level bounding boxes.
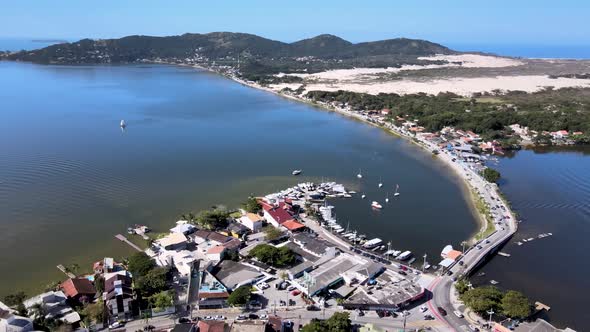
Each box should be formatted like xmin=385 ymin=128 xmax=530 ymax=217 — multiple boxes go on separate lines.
xmin=61 ymin=278 xmax=96 ymax=298
xmin=207 ymin=245 xmax=226 ymax=254
xmin=447 ymin=250 xmax=462 ymax=260
xmin=281 ymin=220 xmax=305 ymax=231
xmin=197 ymin=320 xmax=225 ymax=332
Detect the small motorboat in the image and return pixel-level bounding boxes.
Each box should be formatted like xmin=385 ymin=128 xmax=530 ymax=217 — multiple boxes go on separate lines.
xmin=371 ymin=201 xmax=382 ymax=209
xmin=292 ymin=169 xmax=302 ymax=176
xmin=357 ymin=168 xmax=363 ymax=179
xmin=361 ymin=194 xmax=366 ymax=199
xmin=120 ymin=120 xmax=127 ymax=128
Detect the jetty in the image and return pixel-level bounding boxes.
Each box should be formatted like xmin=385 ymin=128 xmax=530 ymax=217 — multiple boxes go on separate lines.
xmin=56 ymin=264 xmax=76 ymax=278
xmin=115 ymin=234 xmax=143 ymax=252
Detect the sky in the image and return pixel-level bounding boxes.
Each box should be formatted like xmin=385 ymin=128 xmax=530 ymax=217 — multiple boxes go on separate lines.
xmin=2 ymin=0 xmax=589 ymax=46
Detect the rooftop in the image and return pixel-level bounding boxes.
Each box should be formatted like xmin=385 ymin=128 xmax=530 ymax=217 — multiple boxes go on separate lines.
xmin=158 ymin=232 xmax=188 ymax=248
xmin=61 ymin=277 xmax=96 ymax=298
xmin=212 ymin=260 xmax=263 ymax=290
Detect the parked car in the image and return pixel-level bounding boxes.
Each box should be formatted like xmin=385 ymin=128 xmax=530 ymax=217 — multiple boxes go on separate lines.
xmin=453 ymin=310 xmax=464 ymax=318
xmin=236 ymin=315 xmax=247 ymax=321
xmin=109 ymin=321 xmax=123 ymax=329
xmin=306 ymin=305 xmax=320 ymax=311
xmin=424 ymin=314 xmax=435 ymax=320
xmin=215 ymin=315 xmax=226 ymax=321
xmin=179 ymin=318 xmax=191 ymax=323
xmin=287 ymin=286 xmax=297 ymax=291
xmin=419 ymin=306 xmax=428 ymax=313
xmin=248 ymin=314 xmax=259 ymax=320
xmin=291 ymin=290 xmax=301 ymax=296
xmin=437 ymin=307 xmax=447 ymax=316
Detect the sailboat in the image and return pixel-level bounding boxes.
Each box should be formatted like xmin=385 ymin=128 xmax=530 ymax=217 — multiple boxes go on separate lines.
xmin=120 ymin=120 xmax=127 ymax=128
xmin=378 ymin=177 xmax=383 ymax=188
xmin=385 ymin=192 xmax=389 ymax=203
xmin=394 ymin=184 xmax=400 ymax=197
xmin=357 ymin=168 xmax=363 ymax=179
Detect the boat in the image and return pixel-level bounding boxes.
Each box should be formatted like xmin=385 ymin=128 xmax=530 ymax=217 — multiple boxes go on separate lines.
xmin=490 ymin=280 xmax=499 ymax=285
xmin=292 ymin=170 xmax=302 ymax=176
xmin=371 ymin=201 xmax=383 ymax=209
xmin=363 ymin=238 xmax=383 ymax=249
xmin=476 ymin=272 xmax=486 ymax=277
xmin=396 ymin=251 xmax=412 ymax=260
xmin=378 ymin=177 xmax=383 ymax=188
xmin=394 ymin=184 xmax=400 ymax=197
xmin=385 ymin=192 xmax=389 ymax=203
xmin=357 ymin=168 xmax=363 ymax=179
xmin=361 ymin=194 xmax=366 ymax=199
xmin=120 ymin=120 xmax=126 ymax=128
xmin=127 ymin=227 xmax=135 ymax=235
xmin=424 ymin=264 xmax=431 ymax=270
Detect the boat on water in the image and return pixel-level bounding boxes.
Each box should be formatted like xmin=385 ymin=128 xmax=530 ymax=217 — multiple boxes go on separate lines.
xmin=127 ymin=227 xmax=135 ymax=234
xmin=361 ymin=194 xmax=366 ymax=199
xmin=396 ymin=251 xmax=412 ymax=260
xmin=378 ymin=177 xmax=383 ymax=188
xmin=385 ymin=192 xmax=389 ymax=203
xmin=357 ymin=168 xmax=363 ymax=179
xmin=490 ymin=280 xmax=499 ymax=285
xmin=394 ymin=184 xmax=400 ymax=197
xmin=371 ymin=201 xmax=383 ymax=209
xmin=292 ymin=169 xmax=302 ymax=176
xmin=120 ymin=120 xmax=126 ymax=128
xmin=363 ymin=238 xmax=383 ymax=249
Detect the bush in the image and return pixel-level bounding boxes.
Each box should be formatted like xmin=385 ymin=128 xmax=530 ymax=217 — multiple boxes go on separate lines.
xmin=460 ymin=286 xmax=503 ymax=314
xmin=127 ymin=252 xmax=156 ymax=277
xmin=242 ymin=197 xmax=261 ymax=213
xmin=301 ymin=312 xmax=351 ymax=332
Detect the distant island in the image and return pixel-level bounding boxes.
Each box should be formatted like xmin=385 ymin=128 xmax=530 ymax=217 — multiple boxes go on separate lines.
xmin=2 ymin=32 xmax=589 ymax=146
xmin=30 ymin=39 xmax=69 ymax=43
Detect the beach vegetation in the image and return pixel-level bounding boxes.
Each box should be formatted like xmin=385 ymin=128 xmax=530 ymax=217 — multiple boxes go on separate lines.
xmin=193 ymin=208 xmax=230 ymax=230
xmin=242 ymin=196 xmax=262 ymax=213
xmin=501 ymin=290 xmax=531 ymax=319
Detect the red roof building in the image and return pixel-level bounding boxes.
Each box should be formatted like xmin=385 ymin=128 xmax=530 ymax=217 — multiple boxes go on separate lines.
xmin=263 ymin=203 xmax=296 ymax=228
xmin=197 ymin=320 xmax=225 ymax=332
xmin=281 ymin=220 xmax=306 ymax=232
xmin=61 ymin=278 xmax=96 ymax=300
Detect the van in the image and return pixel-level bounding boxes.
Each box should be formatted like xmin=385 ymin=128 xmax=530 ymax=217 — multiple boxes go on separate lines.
xmin=454 ymin=310 xmax=464 ymax=318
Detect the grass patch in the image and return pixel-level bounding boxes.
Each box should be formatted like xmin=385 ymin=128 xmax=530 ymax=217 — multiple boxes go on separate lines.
xmin=472 ymin=190 xmax=495 ymax=241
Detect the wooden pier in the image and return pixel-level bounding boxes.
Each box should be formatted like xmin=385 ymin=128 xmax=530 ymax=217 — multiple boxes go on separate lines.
xmin=57 ymin=264 xmax=76 ymax=278
xmin=115 ymin=234 xmax=143 ymax=252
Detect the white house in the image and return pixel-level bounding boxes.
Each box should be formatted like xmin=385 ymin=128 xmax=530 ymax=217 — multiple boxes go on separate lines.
xmin=0 ymin=301 xmax=33 ymax=332
xmin=238 ymin=213 xmax=264 ymax=231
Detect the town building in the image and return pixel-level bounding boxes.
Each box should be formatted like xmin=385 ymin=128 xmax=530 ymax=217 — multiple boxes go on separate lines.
xmin=196 ymin=271 xmax=229 ymax=309
xmin=0 ymin=301 xmax=33 ymax=332
xmin=23 ymin=291 xmax=80 ymax=325
xmin=238 ymin=213 xmax=264 ymax=232
xmin=103 ymin=271 xmax=134 ymax=321
xmin=60 ymin=277 xmax=96 ymax=303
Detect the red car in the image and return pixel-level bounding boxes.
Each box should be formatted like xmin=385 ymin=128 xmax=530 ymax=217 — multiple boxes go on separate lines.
xmin=437 ymin=307 xmax=447 ymax=316
xmin=291 ymin=290 xmax=301 ymax=296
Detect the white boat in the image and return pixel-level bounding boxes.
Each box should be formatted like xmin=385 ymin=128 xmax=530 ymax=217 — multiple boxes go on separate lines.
xmin=371 ymin=201 xmax=383 ymax=209
xmin=424 ymin=264 xmax=431 ymax=270
xmin=357 ymin=168 xmax=363 ymax=179
xmin=363 ymin=238 xmax=383 ymax=249
xmin=396 ymin=251 xmax=412 ymax=260
xmin=378 ymin=177 xmax=383 ymax=188
xmin=120 ymin=120 xmax=127 ymax=128
xmin=385 ymin=192 xmax=389 ymax=203
xmin=394 ymin=184 xmax=400 ymax=197
xmin=490 ymin=280 xmax=499 ymax=285
xmin=361 ymin=194 xmax=366 ymax=199
xmin=292 ymin=170 xmax=302 ymax=176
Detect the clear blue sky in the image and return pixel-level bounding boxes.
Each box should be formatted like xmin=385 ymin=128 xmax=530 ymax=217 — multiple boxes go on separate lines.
xmin=2 ymin=0 xmax=589 ymax=45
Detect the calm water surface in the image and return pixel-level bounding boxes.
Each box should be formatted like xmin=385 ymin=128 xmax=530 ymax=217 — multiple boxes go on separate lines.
xmin=472 ymin=147 xmax=590 ymax=330
xmin=0 ymin=62 xmax=477 ymax=296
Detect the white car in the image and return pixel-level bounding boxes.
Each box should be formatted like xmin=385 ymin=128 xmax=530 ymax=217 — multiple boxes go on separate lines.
xmin=108 ymin=321 xmax=123 ymax=329
xmin=453 ymin=310 xmax=464 ymax=318
xmin=260 ymin=314 xmax=268 ymax=319
xmin=215 ymin=315 xmax=226 ymax=320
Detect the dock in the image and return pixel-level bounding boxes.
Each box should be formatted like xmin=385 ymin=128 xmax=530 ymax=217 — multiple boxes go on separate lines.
xmin=57 ymin=264 xmax=76 ymax=278
xmin=498 ymin=252 xmax=511 ymax=257
xmin=115 ymin=234 xmax=143 ymax=252
xmin=535 ymin=301 xmax=551 ymax=311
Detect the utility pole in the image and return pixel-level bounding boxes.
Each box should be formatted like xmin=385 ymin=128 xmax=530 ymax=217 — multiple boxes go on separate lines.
xmin=402 ymin=310 xmax=408 ymax=331
xmin=387 ymin=241 xmax=391 ymax=259
xmin=422 ymin=253 xmax=427 ymax=272
xmin=487 ymin=309 xmax=495 ymax=329
xmin=461 ymin=241 xmax=467 ymax=254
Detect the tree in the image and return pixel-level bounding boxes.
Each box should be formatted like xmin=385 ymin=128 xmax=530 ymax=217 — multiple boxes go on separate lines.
xmin=227 ymin=285 xmax=251 ymax=306
xmin=263 ymin=225 xmax=284 ymax=242
xmin=135 ymin=267 xmax=169 ymax=297
xmin=242 ymin=197 xmax=261 ymax=213
xmin=301 ymin=312 xmax=351 ymax=332
xmin=3 ymin=291 xmax=26 ymax=307
xmin=195 ymin=209 xmax=230 ymax=230
xmin=81 ymin=300 xmax=105 ymax=325
xmin=127 ymin=252 xmax=156 ymax=277
xmin=460 ymin=286 xmax=503 ymax=315
xmin=249 ymin=244 xmax=296 ymax=267
xmin=149 ymin=291 xmax=174 ymax=309
xmin=482 ymin=167 xmax=501 ymax=183
xmin=502 ymin=290 xmax=531 ymax=319
xmin=94 ymin=274 xmax=105 ymax=294
xmin=455 ymin=279 xmax=469 ymax=295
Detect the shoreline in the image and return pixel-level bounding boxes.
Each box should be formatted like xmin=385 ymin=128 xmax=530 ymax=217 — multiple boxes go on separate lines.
xmin=220 ymin=71 xmax=509 ymax=245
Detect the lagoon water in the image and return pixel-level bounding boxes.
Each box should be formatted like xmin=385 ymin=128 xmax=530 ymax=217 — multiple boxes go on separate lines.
xmin=0 ymin=62 xmax=477 ymax=296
